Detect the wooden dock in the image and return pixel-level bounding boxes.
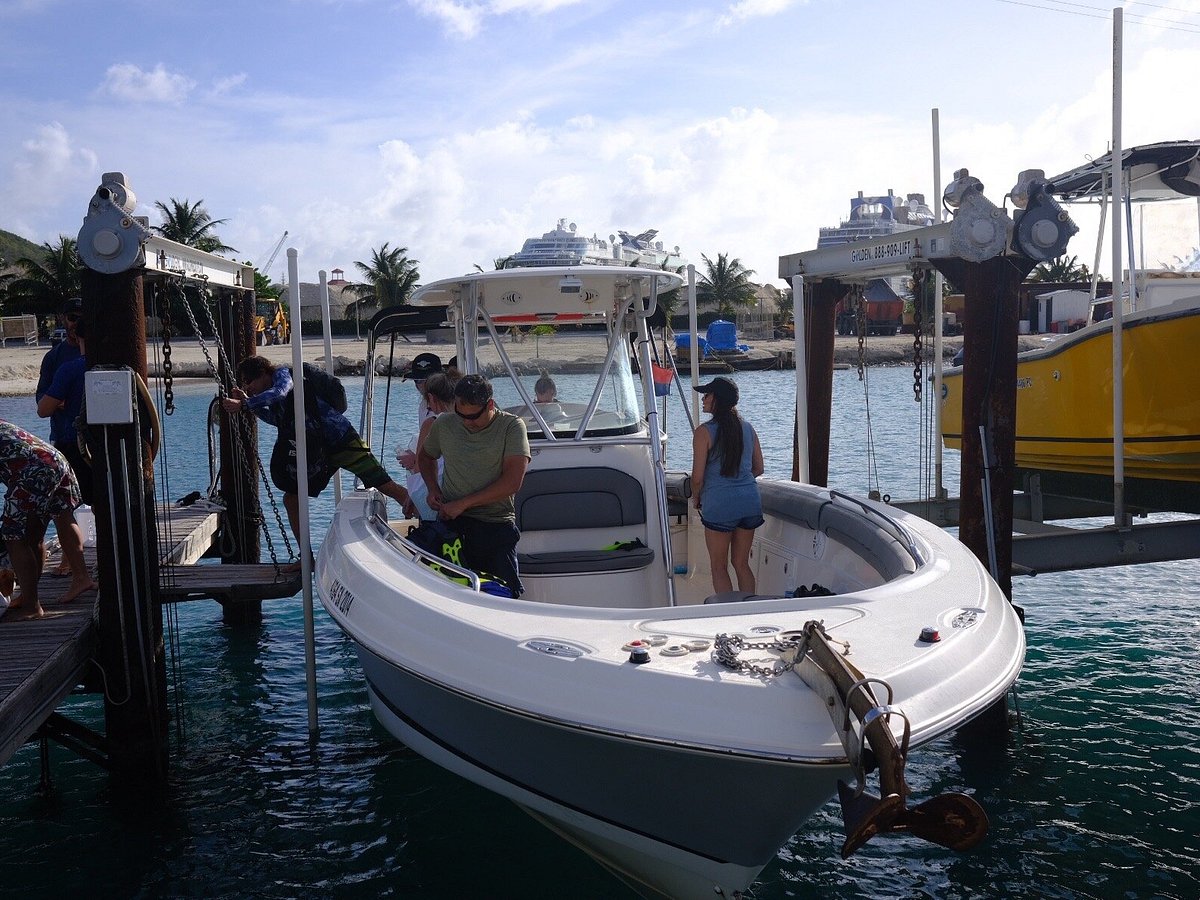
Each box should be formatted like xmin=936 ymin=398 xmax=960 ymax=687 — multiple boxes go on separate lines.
xmin=0 ymin=503 xmax=302 ymax=768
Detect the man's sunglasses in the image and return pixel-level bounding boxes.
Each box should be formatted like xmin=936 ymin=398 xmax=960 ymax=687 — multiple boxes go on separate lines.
xmin=65 ymin=314 xmax=81 ymax=323
xmin=455 ymin=403 xmax=487 ymax=421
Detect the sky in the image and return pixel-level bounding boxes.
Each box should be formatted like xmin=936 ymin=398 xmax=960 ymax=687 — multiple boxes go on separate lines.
xmin=2 ymin=0 xmax=1200 ymax=289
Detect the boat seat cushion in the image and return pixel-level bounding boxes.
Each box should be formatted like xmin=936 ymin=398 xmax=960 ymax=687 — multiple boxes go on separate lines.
xmin=664 ymin=470 xmax=691 ymax=517
xmin=758 ymin=480 xmax=917 ymax=581
xmin=516 ymin=467 xmax=646 ymax=531
xmin=517 ymin=546 xmax=656 ymax=575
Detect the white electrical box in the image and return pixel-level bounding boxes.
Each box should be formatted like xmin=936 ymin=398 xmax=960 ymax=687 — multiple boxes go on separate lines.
xmin=85 ymin=369 xmax=135 ymax=424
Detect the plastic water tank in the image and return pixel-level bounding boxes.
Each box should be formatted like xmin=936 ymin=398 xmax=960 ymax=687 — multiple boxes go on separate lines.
xmin=706 ymin=320 xmax=737 ymax=351
xmin=674 ymin=334 xmax=709 ymax=353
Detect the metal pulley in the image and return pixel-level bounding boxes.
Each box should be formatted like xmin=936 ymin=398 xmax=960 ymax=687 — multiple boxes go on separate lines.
xmin=77 ymin=171 xmax=151 ymax=273
xmin=943 ymin=169 xmax=1012 ymax=263
xmin=1010 ymin=169 xmax=1079 ymax=261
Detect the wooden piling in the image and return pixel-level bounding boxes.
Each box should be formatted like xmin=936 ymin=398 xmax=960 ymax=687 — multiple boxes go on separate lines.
xmin=794 ymin=279 xmax=842 ymax=486
xmin=217 ymin=288 xmax=264 ymax=625
xmin=933 ymin=256 xmax=1036 ymax=599
xmin=80 ymin=267 xmax=168 ymax=781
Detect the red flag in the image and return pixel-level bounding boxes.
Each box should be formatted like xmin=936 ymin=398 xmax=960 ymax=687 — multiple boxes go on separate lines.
xmin=651 ymin=363 xmax=673 ymax=397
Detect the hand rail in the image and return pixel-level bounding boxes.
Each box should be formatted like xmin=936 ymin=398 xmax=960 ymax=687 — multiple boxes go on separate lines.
xmin=367 ymin=493 xmax=482 ymax=592
xmin=828 ymin=489 xmax=925 ymax=566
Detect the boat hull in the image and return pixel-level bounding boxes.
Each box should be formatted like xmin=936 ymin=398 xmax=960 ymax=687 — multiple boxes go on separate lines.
xmin=941 ymin=303 xmax=1200 ymax=483
xmin=357 ymin=643 xmax=846 ymax=898
xmin=320 ymin=479 xmax=1023 ymax=898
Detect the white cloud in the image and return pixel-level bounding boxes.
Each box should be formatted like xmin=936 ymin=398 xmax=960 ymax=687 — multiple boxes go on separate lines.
xmin=490 ymin=0 xmax=582 ymax=13
xmin=7 ymin=122 xmax=98 ymax=238
xmin=409 ymin=0 xmax=583 ymax=39
xmin=100 ymin=63 xmax=195 ymax=104
xmin=718 ymin=0 xmax=802 ymax=28
xmin=210 ymin=73 xmax=248 ymax=96
xmin=409 ymin=0 xmax=484 ymax=38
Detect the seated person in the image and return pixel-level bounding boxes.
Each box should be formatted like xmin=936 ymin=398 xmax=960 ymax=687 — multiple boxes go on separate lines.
xmin=534 ymin=373 xmax=556 ymax=403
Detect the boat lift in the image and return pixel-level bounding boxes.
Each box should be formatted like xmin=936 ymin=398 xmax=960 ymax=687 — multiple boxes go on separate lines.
xmin=779 ymin=166 xmax=1200 ymax=582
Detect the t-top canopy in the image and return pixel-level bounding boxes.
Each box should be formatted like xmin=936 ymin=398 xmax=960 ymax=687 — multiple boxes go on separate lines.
xmin=1049 ymin=140 xmax=1200 ymax=202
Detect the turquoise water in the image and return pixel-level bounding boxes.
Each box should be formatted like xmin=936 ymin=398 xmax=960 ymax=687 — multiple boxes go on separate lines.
xmin=1 ymin=363 xmax=1197 ymax=899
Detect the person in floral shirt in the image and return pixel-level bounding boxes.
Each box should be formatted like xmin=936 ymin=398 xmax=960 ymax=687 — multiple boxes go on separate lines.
xmin=0 ymin=421 xmax=95 ymax=620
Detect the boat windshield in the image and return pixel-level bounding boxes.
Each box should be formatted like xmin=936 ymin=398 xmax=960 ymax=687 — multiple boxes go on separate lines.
xmin=475 ymin=328 xmax=643 ymax=439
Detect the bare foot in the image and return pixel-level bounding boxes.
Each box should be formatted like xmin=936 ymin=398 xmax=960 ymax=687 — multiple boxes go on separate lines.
xmin=59 ymin=576 xmax=98 ymax=603
xmin=5 ymin=599 xmax=46 ymax=621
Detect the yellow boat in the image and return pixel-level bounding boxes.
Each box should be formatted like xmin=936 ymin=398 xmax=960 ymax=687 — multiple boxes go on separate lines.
xmin=941 ymin=280 xmax=1200 ymax=483
xmin=942 ymin=140 xmax=1200 ymax=504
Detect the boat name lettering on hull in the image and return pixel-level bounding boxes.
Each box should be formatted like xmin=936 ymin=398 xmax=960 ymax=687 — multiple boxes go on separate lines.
xmin=849 ymin=238 xmax=914 ymax=265
xmin=330 ymin=579 xmax=355 ymax=615
xmin=1016 ymin=377 xmax=1032 ymax=389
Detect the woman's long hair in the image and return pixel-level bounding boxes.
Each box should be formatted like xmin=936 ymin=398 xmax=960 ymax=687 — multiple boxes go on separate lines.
xmin=709 ymin=396 xmax=744 ymax=478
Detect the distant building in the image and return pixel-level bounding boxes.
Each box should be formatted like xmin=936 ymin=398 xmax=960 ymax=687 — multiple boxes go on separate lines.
xmin=291 ymin=279 xmax=360 ymax=322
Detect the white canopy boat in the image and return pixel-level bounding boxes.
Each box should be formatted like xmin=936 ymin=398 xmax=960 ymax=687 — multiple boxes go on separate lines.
xmin=317 ymin=265 xmax=1025 ymax=898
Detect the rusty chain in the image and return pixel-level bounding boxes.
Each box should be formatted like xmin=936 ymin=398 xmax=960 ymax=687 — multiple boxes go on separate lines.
xmin=911 ymin=268 xmax=925 ymax=402
xmin=156 ymin=280 xmax=178 ymax=414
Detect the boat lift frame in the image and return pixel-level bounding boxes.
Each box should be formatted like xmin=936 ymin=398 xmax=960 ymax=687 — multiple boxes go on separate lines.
xmin=780 ymin=168 xmax=1200 ymax=579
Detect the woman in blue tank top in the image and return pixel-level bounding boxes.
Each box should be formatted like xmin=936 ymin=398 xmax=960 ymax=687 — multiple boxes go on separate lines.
xmin=690 ymin=377 xmax=764 ymax=593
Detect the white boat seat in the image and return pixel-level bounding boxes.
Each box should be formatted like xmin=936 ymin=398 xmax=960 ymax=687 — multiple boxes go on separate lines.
xmin=516 ymin=467 xmax=646 ymax=531
xmin=518 ymin=546 xmax=656 ymax=575
xmin=515 ymin=467 xmax=655 ymax=575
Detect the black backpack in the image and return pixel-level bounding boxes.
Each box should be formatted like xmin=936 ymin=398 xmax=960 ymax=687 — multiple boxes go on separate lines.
xmin=299 ymin=362 xmax=347 ymax=414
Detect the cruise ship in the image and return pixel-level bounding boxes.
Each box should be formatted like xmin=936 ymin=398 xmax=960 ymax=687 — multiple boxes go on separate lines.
xmin=817 ymin=190 xmax=935 ymax=247
xmin=507 ymin=220 xmax=686 ymax=270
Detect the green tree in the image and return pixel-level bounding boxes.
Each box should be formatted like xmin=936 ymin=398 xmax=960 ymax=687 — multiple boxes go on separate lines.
xmin=697 ymin=252 xmax=758 ymax=319
xmin=152 ymin=198 xmax=236 ymax=254
xmin=4 ymin=236 xmax=81 ymax=316
xmin=254 ymin=269 xmax=282 ymax=299
xmin=350 ymin=242 xmax=420 ymax=313
xmin=1030 ymin=254 xmax=1091 ymax=283
xmin=775 ymin=287 xmax=794 ymax=324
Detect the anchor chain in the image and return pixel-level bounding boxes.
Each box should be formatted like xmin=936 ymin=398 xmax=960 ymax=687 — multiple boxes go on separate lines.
xmin=911 ymin=268 xmax=925 ymax=402
xmin=174 ymin=278 xmax=295 ymax=569
xmin=713 ymin=632 xmax=802 ymax=678
xmin=156 ymin=281 xmax=178 ymax=414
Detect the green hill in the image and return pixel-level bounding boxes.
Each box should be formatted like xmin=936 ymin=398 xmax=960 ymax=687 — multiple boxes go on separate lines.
xmin=0 ymin=227 xmax=43 ymax=269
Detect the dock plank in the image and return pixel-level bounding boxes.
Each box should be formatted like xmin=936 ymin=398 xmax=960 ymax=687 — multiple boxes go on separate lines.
xmin=1 ymin=501 xmax=226 ymax=768
xmin=0 ymin=592 xmax=97 ymax=766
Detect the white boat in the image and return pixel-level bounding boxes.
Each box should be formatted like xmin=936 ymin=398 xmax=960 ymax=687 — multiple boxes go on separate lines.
xmin=317 ymin=266 xmax=1024 ymax=898
xmin=615 ymin=228 xmax=687 ymax=270
xmin=816 ymin=189 xmax=934 ymax=247
xmin=941 ymin=141 xmax=1200 ymax=511
xmin=507 ymin=219 xmax=622 ymax=267
xmin=507 ymin=220 xmax=687 ymax=271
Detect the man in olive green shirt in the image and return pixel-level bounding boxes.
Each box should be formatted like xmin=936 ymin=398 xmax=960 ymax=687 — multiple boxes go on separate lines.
xmin=419 ymin=374 xmax=530 ymax=595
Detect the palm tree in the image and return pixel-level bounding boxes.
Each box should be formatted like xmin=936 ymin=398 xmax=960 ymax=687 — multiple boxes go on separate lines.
xmin=775 ymin=287 xmax=794 ymax=325
xmin=4 ymin=236 xmax=81 ymax=316
xmin=1030 ymin=254 xmax=1091 ymax=283
xmin=350 ymin=243 xmax=420 ymax=314
xmin=697 ymin=252 xmax=758 ymax=319
xmin=152 ymin=198 xmax=236 ymax=254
